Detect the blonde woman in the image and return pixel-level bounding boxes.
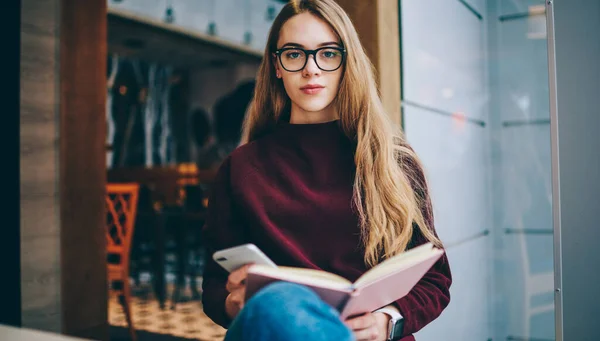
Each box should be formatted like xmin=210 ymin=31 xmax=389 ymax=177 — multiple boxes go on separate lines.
xmin=201 ymin=1 xmax=451 ymax=340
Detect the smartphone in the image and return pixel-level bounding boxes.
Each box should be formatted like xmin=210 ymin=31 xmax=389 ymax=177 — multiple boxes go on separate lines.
xmin=212 ymin=243 xmax=278 ymax=273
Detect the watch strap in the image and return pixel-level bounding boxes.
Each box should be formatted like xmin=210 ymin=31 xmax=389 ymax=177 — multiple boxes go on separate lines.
xmin=373 ymin=307 xmax=404 ymax=341
xmin=373 ymin=307 xmax=402 ymax=320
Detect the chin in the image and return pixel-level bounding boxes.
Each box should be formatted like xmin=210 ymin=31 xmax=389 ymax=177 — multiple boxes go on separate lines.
xmin=294 ymin=97 xmax=333 ymax=113
xmin=299 ymin=104 xmax=329 ymax=113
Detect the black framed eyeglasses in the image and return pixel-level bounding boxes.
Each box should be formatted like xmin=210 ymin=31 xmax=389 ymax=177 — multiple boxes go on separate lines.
xmin=274 ymin=46 xmax=346 ymax=72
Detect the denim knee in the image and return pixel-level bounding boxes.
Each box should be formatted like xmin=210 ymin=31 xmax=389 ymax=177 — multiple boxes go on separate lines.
xmin=247 ymin=281 xmax=321 ymax=309
xmin=224 ymin=281 xmax=354 ymax=341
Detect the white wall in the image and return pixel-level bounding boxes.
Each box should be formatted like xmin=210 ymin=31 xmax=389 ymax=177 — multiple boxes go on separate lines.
xmin=400 ymin=0 xmax=492 ymax=339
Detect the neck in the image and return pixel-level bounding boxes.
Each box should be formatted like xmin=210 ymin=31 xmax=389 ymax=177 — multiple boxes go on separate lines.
xmin=289 ymin=102 xmax=338 ymax=124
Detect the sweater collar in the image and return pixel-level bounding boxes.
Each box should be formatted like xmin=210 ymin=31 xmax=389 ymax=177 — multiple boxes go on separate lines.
xmin=273 ymin=118 xmax=351 ymax=151
xmin=277 ymin=118 xmax=341 ymax=131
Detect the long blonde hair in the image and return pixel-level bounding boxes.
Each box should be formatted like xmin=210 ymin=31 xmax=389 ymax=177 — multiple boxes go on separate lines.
xmin=241 ymin=0 xmax=443 ymax=267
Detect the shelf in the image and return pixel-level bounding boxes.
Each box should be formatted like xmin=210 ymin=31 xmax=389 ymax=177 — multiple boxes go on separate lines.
xmin=107 ymin=7 xmax=263 ymax=69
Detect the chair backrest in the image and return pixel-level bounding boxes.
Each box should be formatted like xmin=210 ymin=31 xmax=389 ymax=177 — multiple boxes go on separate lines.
xmin=106 ymin=183 xmax=140 ymax=262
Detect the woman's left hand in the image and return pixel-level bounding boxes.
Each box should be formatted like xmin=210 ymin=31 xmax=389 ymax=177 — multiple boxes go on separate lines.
xmin=344 ymin=312 xmax=390 ymax=341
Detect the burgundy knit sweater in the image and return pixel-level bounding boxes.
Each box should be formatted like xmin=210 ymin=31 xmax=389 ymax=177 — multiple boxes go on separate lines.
xmin=201 ymin=119 xmax=451 ymax=340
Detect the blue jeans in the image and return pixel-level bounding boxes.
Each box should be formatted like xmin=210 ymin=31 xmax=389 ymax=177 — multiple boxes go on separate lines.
xmin=224 ymin=282 xmax=355 ymax=341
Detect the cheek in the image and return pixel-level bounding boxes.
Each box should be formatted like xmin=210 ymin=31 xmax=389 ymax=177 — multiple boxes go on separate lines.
xmin=321 ymin=73 xmax=342 ymax=103
xmin=329 ymin=72 xmax=343 ymax=92
xmin=280 ymin=74 xmax=297 ymax=96
xmin=332 ymin=69 xmax=343 ymax=87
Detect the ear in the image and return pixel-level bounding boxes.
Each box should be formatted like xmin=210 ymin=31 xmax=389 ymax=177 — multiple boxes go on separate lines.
xmin=272 ymin=53 xmax=281 ymax=78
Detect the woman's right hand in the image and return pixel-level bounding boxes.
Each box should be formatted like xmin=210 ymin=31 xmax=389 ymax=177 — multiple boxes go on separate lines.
xmin=224 ymin=264 xmax=253 ymax=319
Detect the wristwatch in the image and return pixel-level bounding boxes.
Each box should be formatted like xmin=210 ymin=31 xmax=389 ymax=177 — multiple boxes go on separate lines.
xmin=374 ymin=307 xmax=404 ymax=341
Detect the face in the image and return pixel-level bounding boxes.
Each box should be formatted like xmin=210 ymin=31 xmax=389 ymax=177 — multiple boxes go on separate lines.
xmin=275 ymin=12 xmax=344 ymax=120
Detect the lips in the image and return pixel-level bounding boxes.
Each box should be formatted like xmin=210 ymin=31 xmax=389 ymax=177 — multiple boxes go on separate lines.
xmin=300 ymin=84 xmax=325 ymax=95
xmin=300 ymin=84 xmax=324 ymax=90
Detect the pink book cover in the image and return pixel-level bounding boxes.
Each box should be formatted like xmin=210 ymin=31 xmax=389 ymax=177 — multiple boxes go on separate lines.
xmin=339 ymin=249 xmax=443 ymax=319
xmin=244 ymin=245 xmax=444 ymax=318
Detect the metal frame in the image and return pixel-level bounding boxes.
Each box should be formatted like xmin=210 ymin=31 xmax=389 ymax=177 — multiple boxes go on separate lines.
xmin=545 ymin=1 xmax=563 ymax=340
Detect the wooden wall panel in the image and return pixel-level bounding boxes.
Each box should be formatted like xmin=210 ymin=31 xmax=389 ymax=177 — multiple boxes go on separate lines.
xmin=59 ymin=0 xmax=108 ymax=339
xmin=377 ymin=0 xmax=402 ymax=126
xmin=20 ymin=0 xmax=109 ymax=339
xmin=335 ymin=0 xmax=402 ymax=126
xmin=20 ymin=0 xmax=62 ymax=332
xmin=4 ymin=0 xmax=21 ymax=328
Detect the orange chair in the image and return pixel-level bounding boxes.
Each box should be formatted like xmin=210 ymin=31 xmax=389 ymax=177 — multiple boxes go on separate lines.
xmin=106 ymin=183 xmax=140 ymax=341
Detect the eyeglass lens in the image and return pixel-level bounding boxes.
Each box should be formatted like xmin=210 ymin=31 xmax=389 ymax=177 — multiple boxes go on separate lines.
xmin=279 ymin=48 xmax=344 ymax=71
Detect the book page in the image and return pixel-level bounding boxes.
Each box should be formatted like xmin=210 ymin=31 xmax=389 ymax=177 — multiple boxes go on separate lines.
xmin=353 ymin=242 xmax=439 ymax=288
xmin=249 ymin=265 xmax=353 ymax=290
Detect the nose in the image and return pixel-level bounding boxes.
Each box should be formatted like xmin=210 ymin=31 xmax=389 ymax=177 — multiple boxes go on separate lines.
xmin=302 ymin=54 xmax=321 ymax=77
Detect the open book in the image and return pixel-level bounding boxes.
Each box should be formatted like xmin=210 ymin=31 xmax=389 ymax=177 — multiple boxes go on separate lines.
xmin=245 ymin=242 xmax=444 ymax=319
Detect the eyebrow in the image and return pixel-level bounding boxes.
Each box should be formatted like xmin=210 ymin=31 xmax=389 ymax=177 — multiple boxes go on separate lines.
xmin=280 ymin=41 xmax=342 ymax=49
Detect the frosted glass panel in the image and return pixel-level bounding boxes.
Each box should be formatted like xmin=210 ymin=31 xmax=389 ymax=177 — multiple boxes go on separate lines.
xmin=415 ymin=237 xmax=490 ymax=340
xmin=401 ymin=0 xmax=554 ymax=340
xmin=499 ymin=0 xmax=547 ymax=15
xmin=501 ymin=125 xmax=552 ymax=234
xmin=465 ymin=0 xmax=487 ymax=16
xmin=404 ymin=106 xmax=490 ymax=246
xmin=402 ymin=0 xmax=487 ymax=122
xmin=497 ymin=15 xmax=550 ymax=121
xmin=499 ymin=233 xmax=555 ymax=339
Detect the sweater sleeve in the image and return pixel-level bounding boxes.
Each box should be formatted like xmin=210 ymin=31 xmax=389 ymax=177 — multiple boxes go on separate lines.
xmin=201 ymin=157 xmax=246 ymax=328
xmin=393 ymin=153 xmax=452 ymax=336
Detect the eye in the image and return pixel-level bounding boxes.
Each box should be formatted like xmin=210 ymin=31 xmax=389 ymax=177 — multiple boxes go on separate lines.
xmin=284 ymin=50 xmax=303 ymax=59
xmin=320 ymin=49 xmax=341 ymax=59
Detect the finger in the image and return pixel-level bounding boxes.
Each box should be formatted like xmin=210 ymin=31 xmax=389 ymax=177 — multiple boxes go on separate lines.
xmin=353 ymin=326 xmax=380 ymax=341
xmin=226 ymin=279 xmax=243 ymax=293
xmin=229 ymin=264 xmax=253 ymax=285
xmin=238 ymin=287 xmax=246 ymax=309
xmin=229 ymin=293 xmax=240 ymax=307
xmin=230 ymin=288 xmax=246 ymax=309
xmin=345 ymin=313 xmax=376 ymax=331
xmin=226 ymin=265 xmax=252 ymax=292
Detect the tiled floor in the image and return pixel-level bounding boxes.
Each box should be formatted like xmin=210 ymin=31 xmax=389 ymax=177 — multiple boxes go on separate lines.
xmin=109 ymin=276 xmax=226 ymax=341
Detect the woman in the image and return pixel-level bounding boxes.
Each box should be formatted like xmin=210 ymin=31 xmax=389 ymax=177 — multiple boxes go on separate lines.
xmin=201 ymin=1 xmax=451 ymax=340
